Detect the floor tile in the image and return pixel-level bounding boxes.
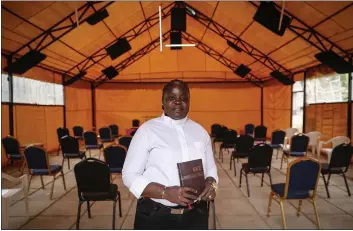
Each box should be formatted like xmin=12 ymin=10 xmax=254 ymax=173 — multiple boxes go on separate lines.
xmin=20 ymin=216 xmax=77 ymax=230
xmin=215 ymin=199 xmax=257 ymax=216
xmin=306 ymin=214 xmax=353 ymax=229
xmin=262 ymin=214 xmax=318 ymax=229
xmin=217 ymin=215 xmax=270 ymax=229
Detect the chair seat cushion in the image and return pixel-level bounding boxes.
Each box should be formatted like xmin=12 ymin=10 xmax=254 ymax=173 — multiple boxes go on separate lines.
xmin=321 ymin=163 xmax=344 ymax=174
xmin=81 ymin=184 xmax=118 ymax=201
xmin=283 ymin=150 xmax=306 ymax=156
xmin=32 ymin=165 xmax=62 ymax=175
xmin=272 ymin=183 xmax=310 ymax=199
xmin=221 ymin=143 xmax=235 ymax=149
xmin=64 ymin=151 xmax=86 ymax=158
xmin=110 ymin=167 xmax=123 ymax=173
xmin=8 ymin=154 xmax=22 ymax=160
xmin=270 ymin=144 xmax=283 ymax=149
xmin=232 ymin=151 xmax=249 ymax=158
xmin=241 ymin=163 xmax=268 ymax=173
xmin=86 ymin=144 xmax=103 ymax=149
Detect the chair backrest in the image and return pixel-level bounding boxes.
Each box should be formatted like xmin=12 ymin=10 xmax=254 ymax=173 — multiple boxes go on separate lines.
xmin=290 ymin=134 xmax=309 ymax=153
xmin=330 ymin=136 xmax=351 ymax=148
xmin=99 ymin=127 xmax=112 ymax=140
xmin=285 ymin=128 xmax=298 ymax=140
xmin=248 ymin=143 xmax=273 ymax=169
xmin=211 ymin=124 xmax=222 ymax=137
xmin=254 ymin=125 xmax=267 ymax=139
xmin=306 ymin=131 xmax=322 ymax=146
xmin=104 ymin=145 xmax=127 ymax=169
xmin=108 ymin=124 xmax=119 ymax=137
xmin=271 ymin=130 xmax=286 ymax=145
xmin=61 ymin=135 xmax=80 ymax=154
xmin=118 ymin=136 xmax=132 ymax=150
xmin=24 ymin=146 xmax=48 ymax=170
xmin=57 ymin=127 xmax=69 ymax=143
xmin=73 ymin=126 xmax=84 ymax=137
xmin=235 ymin=135 xmax=254 ymax=153
xmin=74 ymin=158 xmax=110 ymax=196
xmin=2 ymin=136 xmax=21 ymax=155
xmin=285 ymin=157 xmax=321 ymax=198
xmin=132 ymin=119 xmax=140 ymax=127
xmin=329 ymin=143 xmax=353 ymax=171
xmin=223 ymin=129 xmax=238 ymax=145
xmin=245 ymin=124 xmax=255 ymax=135
xmin=84 ymin=131 xmax=98 ymax=146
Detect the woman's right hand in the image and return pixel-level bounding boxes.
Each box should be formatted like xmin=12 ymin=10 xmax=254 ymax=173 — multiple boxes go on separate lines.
xmin=164 ymin=186 xmax=198 ymax=206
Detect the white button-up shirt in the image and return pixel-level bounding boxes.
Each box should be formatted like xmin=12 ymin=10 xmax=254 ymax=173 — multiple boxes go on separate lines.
xmin=122 ymin=113 xmax=218 ymax=207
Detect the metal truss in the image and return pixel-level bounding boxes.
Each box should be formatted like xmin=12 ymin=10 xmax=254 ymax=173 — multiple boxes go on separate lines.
xmin=63 ymin=2 xmax=174 ymax=80
xmin=182 ymin=32 xmax=264 ymax=87
xmin=183 ymin=2 xmax=292 ymax=77
xmin=9 ymin=2 xmax=114 ymax=57
xmin=94 ymin=31 xmax=171 ymax=88
xmin=267 ymin=1 xmax=352 ymax=61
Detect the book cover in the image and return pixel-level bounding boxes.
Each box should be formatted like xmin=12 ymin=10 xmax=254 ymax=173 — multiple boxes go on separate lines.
xmin=177 ymin=159 xmax=205 ymax=197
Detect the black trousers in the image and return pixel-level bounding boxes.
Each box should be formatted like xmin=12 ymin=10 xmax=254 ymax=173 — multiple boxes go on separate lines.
xmin=134 ymin=198 xmax=209 ymax=230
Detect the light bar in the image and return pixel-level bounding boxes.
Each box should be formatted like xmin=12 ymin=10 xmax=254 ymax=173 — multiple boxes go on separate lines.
xmin=165 ymin=44 xmax=196 ymax=47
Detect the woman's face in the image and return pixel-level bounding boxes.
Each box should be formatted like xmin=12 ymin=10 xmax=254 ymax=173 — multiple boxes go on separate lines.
xmin=162 ymin=84 xmax=190 ymax=120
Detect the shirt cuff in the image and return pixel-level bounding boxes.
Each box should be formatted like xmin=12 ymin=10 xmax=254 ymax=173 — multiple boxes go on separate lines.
xmin=129 ymin=175 xmax=152 ymax=199
xmin=205 ymin=167 xmax=219 ymax=184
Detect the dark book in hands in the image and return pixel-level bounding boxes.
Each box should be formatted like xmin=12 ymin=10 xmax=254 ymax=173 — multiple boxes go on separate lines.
xmin=177 ymin=159 xmax=205 ymax=197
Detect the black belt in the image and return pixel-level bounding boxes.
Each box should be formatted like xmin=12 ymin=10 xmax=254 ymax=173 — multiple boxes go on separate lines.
xmin=138 ymin=198 xmax=196 ymax=215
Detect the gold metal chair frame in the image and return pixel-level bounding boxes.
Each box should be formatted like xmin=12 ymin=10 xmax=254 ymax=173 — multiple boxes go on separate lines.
xmin=267 ymin=156 xmax=321 ymax=229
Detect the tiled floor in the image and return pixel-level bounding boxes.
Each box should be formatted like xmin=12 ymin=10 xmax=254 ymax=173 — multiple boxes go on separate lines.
xmin=2 ymin=147 xmax=353 ymax=229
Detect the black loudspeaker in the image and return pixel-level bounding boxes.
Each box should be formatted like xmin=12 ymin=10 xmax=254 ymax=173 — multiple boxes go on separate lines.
xmin=86 ymin=9 xmax=109 ymax=25
xmin=315 ymin=51 xmax=353 ymax=74
xmin=102 ymin=66 xmax=119 ymax=79
xmin=171 ymin=8 xmax=186 ymax=31
xmin=106 ymin=38 xmax=132 ymax=60
xmin=234 ymin=65 xmax=251 ymax=78
xmin=253 ymin=2 xmax=291 ymax=36
xmin=170 ymin=31 xmax=182 ymax=50
xmin=5 ymin=50 xmax=46 ymax=74
xmin=270 ymin=70 xmax=294 ymax=85
xmin=227 ymin=40 xmax=242 ymax=52
xmin=64 ymin=71 xmax=86 ymax=86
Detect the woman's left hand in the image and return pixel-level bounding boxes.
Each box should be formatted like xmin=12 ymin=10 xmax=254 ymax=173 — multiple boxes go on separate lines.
xmin=199 ymin=177 xmax=217 ymax=201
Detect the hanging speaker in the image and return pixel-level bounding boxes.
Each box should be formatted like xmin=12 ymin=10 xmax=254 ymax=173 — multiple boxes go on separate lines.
xmin=171 ymin=8 xmax=186 ymax=31
xmin=86 ymin=9 xmax=109 ymax=25
xmin=234 ymin=65 xmax=251 ymax=78
xmin=315 ymin=51 xmax=353 ymax=74
xmin=170 ymin=31 xmax=182 ymax=50
xmin=270 ymin=70 xmax=294 ymax=85
xmin=227 ymin=40 xmax=242 ymax=52
xmin=106 ymin=38 xmax=132 ymax=60
xmin=5 ymin=50 xmax=46 ymax=74
xmin=64 ymin=71 xmax=87 ymax=86
xmin=102 ymin=66 xmax=119 ymax=79
xmin=253 ymin=2 xmax=291 ymax=36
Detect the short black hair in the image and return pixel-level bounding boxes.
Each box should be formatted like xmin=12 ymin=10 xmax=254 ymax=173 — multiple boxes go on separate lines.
xmin=162 ymin=79 xmax=190 ymax=100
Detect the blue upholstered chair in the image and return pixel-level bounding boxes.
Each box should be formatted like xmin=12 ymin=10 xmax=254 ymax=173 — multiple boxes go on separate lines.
xmin=57 ymin=127 xmax=69 ymax=156
xmin=269 ymin=130 xmax=286 ymax=159
xmin=280 ymin=133 xmax=309 ymax=169
xmin=2 ymin=135 xmax=25 ymax=174
xmin=220 ymin=129 xmax=238 ymax=162
xmin=73 ymin=126 xmax=84 ymax=140
xmin=83 ymin=131 xmax=103 ymax=158
xmin=230 ymin=135 xmax=254 ymax=176
xmin=267 ymin=157 xmax=321 ymax=229
xmin=244 ymin=123 xmax=255 ymax=136
xmin=24 ymin=145 xmax=66 ymax=200
xmin=254 ymin=125 xmax=267 ymax=141
xmin=60 ymin=135 xmax=86 ymax=169
xmin=108 ymin=124 xmax=119 ymax=139
xmin=118 ymin=136 xmax=132 ymax=150
xmin=103 ymin=144 xmax=127 ymax=181
xmin=99 ymin=127 xmax=114 ymax=145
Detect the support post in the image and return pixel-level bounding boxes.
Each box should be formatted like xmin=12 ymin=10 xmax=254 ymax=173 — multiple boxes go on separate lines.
xmin=62 ymin=76 xmax=66 ymax=128
xmin=7 ymin=55 xmax=14 ymax=136
xmin=347 ymin=57 xmax=352 ymax=139
xmin=261 ymin=87 xmax=264 ymax=125
xmin=303 ymin=70 xmax=307 ymax=133
xmin=91 ymin=82 xmax=96 ymax=131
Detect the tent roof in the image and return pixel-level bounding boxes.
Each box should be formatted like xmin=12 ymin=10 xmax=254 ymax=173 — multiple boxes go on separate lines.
xmin=2 ymin=1 xmax=353 ymax=84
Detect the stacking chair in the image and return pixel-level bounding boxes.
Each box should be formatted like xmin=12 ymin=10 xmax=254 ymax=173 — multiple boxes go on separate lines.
xmin=108 ymin=124 xmax=119 ymax=139
xmin=318 ymin=136 xmax=350 ymax=162
xmin=284 ymin=128 xmax=298 ymax=147
xmin=321 ymin=143 xmax=353 ymax=198
xmin=57 ymin=127 xmax=70 ymax=156
xmin=230 ymin=135 xmax=254 ymax=176
xmin=269 ymin=130 xmax=286 ymax=159
xmin=214 ymin=126 xmax=228 ymax=158
xmin=210 ymin=124 xmax=222 ymax=153
xmin=60 ymin=135 xmax=87 ymax=170
xmin=118 ymin=136 xmax=133 ymax=150
xmin=245 ymin=123 xmax=255 ymax=136
xmin=267 ymin=157 xmax=321 ymax=229
xmin=219 ymin=129 xmax=238 ymax=162
xmin=83 ymin=131 xmax=103 ymax=158
xmin=73 ymin=126 xmax=84 ymax=140
xmin=280 ymin=134 xmax=309 ymax=170
xmin=305 ymin=131 xmax=322 ymax=158
xmin=240 ymin=143 xmax=273 ymax=197
xmin=24 ymin=146 xmax=66 ymax=200
xmin=74 ymin=158 xmax=122 ymax=230
xmin=99 ymin=127 xmax=114 ymax=146
xmin=254 ymin=125 xmax=267 ymax=141
xmin=2 ymin=135 xmax=25 ymax=174
xmin=103 ymin=144 xmax=127 ymax=181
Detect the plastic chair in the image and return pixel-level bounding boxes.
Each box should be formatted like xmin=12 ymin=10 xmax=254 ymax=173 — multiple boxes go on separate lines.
xmin=318 ymin=136 xmax=350 ymax=162
xmin=305 ymin=131 xmax=322 ymax=158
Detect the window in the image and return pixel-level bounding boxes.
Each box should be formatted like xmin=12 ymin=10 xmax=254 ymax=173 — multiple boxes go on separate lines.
xmin=292 ymin=80 xmax=304 ymax=133
xmin=1 ymin=74 xmax=64 ymax=105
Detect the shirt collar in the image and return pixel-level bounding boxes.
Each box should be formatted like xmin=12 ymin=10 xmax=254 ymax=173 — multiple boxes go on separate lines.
xmin=161 ymin=113 xmax=188 ymax=126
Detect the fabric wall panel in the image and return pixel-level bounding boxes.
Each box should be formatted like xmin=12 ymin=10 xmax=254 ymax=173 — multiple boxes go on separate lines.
xmin=1 ymin=104 xmax=10 ymax=166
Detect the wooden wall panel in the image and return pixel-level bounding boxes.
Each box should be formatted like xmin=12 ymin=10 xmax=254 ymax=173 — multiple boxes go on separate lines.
xmin=95 ymin=82 xmax=261 ymax=134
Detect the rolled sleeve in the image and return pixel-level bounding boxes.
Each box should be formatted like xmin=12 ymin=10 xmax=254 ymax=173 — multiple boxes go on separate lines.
xmin=129 ymin=175 xmax=151 ymax=199
xmin=204 ymin=135 xmax=219 ymax=183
